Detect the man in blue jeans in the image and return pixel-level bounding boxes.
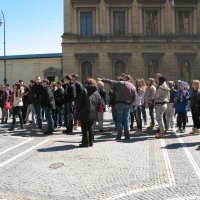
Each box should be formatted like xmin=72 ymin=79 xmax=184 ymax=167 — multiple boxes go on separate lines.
xmin=98 ymin=75 xmax=136 ymax=140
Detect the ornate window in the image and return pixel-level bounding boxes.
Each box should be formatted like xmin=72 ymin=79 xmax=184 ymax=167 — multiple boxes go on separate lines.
xmin=181 ymin=60 xmax=191 ymax=82
xmin=144 ymin=10 xmax=159 ymax=35
xmin=142 ymin=52 xmax=164 ymax=79
xmin=113 ymin=11 xmax=125 ymax=36
xmin=80 ymin=11 xmax=93 ymax=36
xmin=174 ymin=52 xmax=197 ymax=82
xmin=115 ymin=61 xmax=126 ymax=77
xmin=148 ymin=60 xmax=159 ymax=78
xmin=108 ymin=52 xmax=131 ymax=78
xmin=81 ymin=61 xmax=93 ymax=83
xmin=176 ymin=10 xmax=192 ymax=35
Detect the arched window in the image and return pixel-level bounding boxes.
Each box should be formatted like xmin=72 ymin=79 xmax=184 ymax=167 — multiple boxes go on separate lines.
xmin=148 ymin=60 xmax=159 ymax=78
xmin=115 ymin=61 xmax=126 ymax=77
xmin=181 ymin=60 xmax=190 ymax=81
xmin=82 ymin=61 xmax=92 ymax=83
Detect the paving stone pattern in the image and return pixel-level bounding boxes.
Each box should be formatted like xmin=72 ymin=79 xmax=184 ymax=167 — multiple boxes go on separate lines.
xmin=0 ymin=111 xmax=200 ymax=200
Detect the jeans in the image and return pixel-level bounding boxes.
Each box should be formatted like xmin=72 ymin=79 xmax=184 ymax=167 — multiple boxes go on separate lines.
xmin=64 ymin=102 xmax=73 ymax=131
xmin=54 ymin=104 xmax=63 ymax=127
xmin=116 ymin=103 xmax=131 ymax=139
xmin=134 ymin=105 xmax=142 ymax=130
xmin=33 ymin=104 xmax=42 ymax=129
xmin=25 ymin=104 xmax=36 ymax=125
xmin=44 ymin=106 xmax=54 ymax=131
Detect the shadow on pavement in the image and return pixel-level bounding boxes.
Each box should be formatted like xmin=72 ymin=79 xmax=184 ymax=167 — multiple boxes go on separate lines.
xmin=37 ymin=144 xmax=78 ymax=152
xmin=163 ymin=142 xmax=200 ymax=149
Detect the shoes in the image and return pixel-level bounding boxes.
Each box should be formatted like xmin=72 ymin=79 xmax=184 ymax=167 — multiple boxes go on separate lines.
xmin=43 ymin=130 xmax=53 ymax=135
xmin=155 ymin=133 xmax=165 ymax=139
xmin=125 ymin=137 xmax=130 ymax=141
xmin=176 ymin=129 xmax=181 ymax=133
xmin=115 ymin=137 xmax=121 ymax=141
xmin=181 ymin=129 xmax=185 ymax=133
xmin=21 ymin=125 xmax=25 ymax=129
xmin=62 ymin=129 xmax=73 ymax=134
xmin=147 ymin=125 xmax=154 ymax=130
xmin=79 ymin=144 xmax=89 ymax=148
xmin=8 ymin=127 xmax=15 ymax=131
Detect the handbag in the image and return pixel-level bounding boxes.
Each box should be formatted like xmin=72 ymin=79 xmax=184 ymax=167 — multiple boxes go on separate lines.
xmin=4 ymin=102 xmax=11 ymax=110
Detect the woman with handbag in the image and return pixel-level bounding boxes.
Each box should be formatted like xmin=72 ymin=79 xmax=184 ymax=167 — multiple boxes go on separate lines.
xmin=8 ymin=83 xmax=24 ymax=131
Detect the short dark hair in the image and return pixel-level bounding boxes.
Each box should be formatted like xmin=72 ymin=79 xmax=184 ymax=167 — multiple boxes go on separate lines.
xmin=65 ymin=75 xmax=72 ymax=81
xmin=43 ymin=79 xmax=50 ymax=85
xmin=71 ymin=74 xmax=78 ymax=79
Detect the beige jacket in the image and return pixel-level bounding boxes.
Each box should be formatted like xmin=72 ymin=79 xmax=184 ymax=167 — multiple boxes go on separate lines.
xmin=153 ymin=82 xmax=170 ymax=103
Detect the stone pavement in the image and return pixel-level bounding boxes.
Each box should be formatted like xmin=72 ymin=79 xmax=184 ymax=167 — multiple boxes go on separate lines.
xmin=0 ymin=110 xmax=200 ymax=200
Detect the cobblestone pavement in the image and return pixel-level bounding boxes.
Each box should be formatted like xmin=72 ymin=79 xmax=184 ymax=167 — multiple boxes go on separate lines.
xmin=0 ymin=111 xmax=200 ymax=200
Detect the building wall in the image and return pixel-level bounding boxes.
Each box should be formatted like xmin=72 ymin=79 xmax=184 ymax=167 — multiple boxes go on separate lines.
xmin=0 ymin=57 xmax=62 ymax=85
xmin=62 ymin=0 xmax=200 ymax=82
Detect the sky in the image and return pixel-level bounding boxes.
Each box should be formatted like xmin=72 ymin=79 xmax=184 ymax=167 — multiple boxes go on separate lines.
xmin=0 ymin=0 xmax=63 ymax=56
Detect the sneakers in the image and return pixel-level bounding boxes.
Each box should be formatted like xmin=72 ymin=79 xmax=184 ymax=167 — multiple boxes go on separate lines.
xmin=190 ymin=128 xmax=200 ymax=135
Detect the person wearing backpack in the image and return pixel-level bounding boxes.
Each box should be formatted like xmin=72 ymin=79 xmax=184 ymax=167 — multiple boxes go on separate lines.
xmin=74 ymin=78 xmax=100 ymax=147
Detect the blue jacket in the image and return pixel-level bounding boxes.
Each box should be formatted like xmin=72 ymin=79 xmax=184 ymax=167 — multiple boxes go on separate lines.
xmin=175 ymin=90 xmax=190 ymax=113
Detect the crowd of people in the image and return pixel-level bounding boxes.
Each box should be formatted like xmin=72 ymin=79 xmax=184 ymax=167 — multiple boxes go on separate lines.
xmin=0 ymin=73 xmax=200 ymax=147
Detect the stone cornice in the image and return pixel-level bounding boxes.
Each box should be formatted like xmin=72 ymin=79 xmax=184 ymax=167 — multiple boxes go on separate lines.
xmin=142 ymin=52 xmax=165 ymax=58
xmin=137 ymin=0 xmax=166 ymax=4
xmin=108 ymin=52 xmax=132 ymax=58
xmin=75 ymin=53 xmax=99 ymax=59
xmin=104 ymin=0 xmax=134 ymax=5
xmin=171 ymin=0 xmax=199 ymax=5
xmin=174 ymin=52 xmax=197 ymax=57
xmin=62 ymin=34 xmax=200 ymax=44
xmin=72 ymin=0 xmax=101 ymax=4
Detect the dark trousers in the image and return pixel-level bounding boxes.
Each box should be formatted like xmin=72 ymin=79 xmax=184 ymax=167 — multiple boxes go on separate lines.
xmin=177 ymin=112 xmax=187 ymax=130
xmin=142 ymin=104 xmax=147 ymax=123
xmin=54 ymin=104 xmax=63 ymax=127
xmin=130 ymin=112 xmax=135 ymax=129
xmin=191 ymin=108 xmax=200 ymax=129
xmin=64 ymin=103 xmax=73 ymax=131
xmin=80 ymin=120 xmax=95 ymax=146
xmin=12 ymin=106 xmax=24 ymax=126
xmin=148 ymin=104 xmax=155 ymax=125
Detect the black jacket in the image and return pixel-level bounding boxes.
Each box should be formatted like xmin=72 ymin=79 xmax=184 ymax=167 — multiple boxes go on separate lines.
xmin=63 ymin=83 xmax=75 ymax=103
xmin=41 ymin=86 xmax=55 ymax=109
xmin=54 ymin=88 xmax=64 ymax=105
xmin=190 ymin=89 xmax=200 ymax=111
xmin=32 ymin=83 xmax=44 ymax=104
xmin=74 ymin=85 xmax=100 ymax=121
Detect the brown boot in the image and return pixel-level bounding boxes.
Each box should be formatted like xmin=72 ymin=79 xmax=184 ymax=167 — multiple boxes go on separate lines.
xmin=155 ymin=132 xmax=165 ymax=139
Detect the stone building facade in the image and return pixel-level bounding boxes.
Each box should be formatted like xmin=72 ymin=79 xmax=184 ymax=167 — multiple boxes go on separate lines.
xmin=62 ymin=0 xmax=200 ymax=82
xmin=0 ymin=53 xmax=63 ymax=85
